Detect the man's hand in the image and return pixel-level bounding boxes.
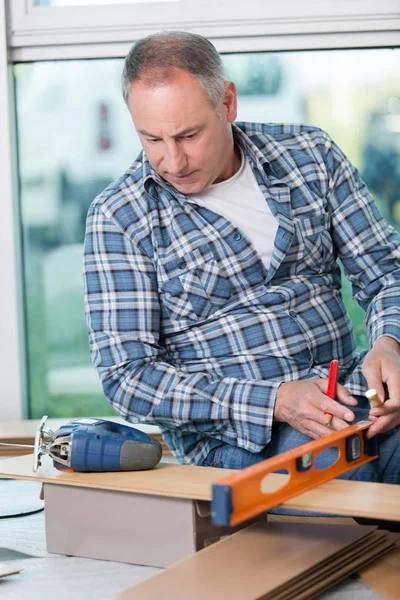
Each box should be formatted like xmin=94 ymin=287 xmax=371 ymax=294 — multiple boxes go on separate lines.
xmin=274 ymin=379 xmax=358 ymax=439
xmin=362 ymin=335 xmax=400 ymax=438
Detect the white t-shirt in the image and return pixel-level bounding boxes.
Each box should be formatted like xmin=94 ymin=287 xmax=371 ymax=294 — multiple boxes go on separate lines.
xmin=189 ymin=151 xmax=279 ymax=270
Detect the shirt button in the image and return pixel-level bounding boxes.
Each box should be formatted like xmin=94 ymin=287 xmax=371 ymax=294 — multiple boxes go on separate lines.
xmin=289 ymin=310 xmax=297 ymax=318
xmin=178 ymin=262 xmax=186 ymax=270
xmin=234 ymin=233 xmax=242 ymax=241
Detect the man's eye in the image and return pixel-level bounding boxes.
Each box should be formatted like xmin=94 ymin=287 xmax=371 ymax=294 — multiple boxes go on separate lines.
xmin=147 ymin=138 xmax=160 ymax=144
xmin=184 ymin=133 xmax=196 ymax=139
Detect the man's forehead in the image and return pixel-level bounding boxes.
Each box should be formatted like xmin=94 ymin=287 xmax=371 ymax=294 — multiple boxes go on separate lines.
xmin=138 ymin=66 xmax=184 ymax=88
xmin=128 ymin=68 xmax=211 ymax=105
xmin=128 ymin=76 xmax=214 ymax=139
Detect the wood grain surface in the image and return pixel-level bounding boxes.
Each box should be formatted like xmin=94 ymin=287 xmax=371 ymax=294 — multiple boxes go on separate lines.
xmin=1 ymin=454 xmax=400 ymax=522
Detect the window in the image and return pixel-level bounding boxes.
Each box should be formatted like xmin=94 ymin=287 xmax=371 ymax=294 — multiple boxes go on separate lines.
xmin=14 ymin=47 xmax=400 ymax=418
xmin=3 ymin=0 xmax=398 ymax=420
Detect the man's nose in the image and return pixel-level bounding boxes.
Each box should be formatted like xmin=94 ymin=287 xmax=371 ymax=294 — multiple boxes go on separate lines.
xmin=165 ymin=143 xmax=187 ymax=174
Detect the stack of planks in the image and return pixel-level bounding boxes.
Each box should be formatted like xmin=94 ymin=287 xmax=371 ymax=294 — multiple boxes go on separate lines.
xmin=113 ymin=521 xmax=398 ymax=600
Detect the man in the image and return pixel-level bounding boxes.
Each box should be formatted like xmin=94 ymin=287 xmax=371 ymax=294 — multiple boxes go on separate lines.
xmin=84 ymin=31 xmax=400 ymax=484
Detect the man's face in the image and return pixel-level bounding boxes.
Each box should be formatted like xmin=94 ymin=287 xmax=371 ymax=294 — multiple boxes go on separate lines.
xmin=127 ymin=68 xmax=238 ymax=194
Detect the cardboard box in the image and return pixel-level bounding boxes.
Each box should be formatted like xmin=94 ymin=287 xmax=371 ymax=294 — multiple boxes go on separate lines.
xmin=44 ymin=483 xmax=266 ymax=567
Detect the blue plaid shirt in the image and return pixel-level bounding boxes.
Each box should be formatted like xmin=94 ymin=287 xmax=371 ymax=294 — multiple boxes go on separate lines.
xmin=84 ymin=122 xmax=400 ymax=465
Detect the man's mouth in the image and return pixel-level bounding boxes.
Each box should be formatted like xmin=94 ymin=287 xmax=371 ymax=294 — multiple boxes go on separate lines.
xmin=173 ymin=171 xmax=195 ymax=180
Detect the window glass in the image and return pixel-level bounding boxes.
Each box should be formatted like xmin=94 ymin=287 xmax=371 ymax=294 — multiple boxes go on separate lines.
xmin=14 ymin=48 xmax=400 ymax=418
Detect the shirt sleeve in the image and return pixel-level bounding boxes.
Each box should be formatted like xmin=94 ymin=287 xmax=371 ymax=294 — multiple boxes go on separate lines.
xmin=322 ymin=133 xmax=400 ymax=345
xmin=83 ymin=204 xmax=280 ymax=453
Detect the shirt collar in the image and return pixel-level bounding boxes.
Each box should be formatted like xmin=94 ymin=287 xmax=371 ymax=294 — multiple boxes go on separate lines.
xmin=142 ymin=151 xmax=162 ymax=189
xmin=232 ymin=123 xmax=272 ymax=174
xmin=141 ymin=150 xmax=189 ymax=201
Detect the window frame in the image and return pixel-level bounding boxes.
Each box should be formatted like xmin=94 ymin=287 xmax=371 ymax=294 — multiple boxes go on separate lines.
xmin=0 ymin=2 xmax=27 ymax=419
xmin=7 ymin=0 xmax=400 ymax=60
xmin=1 ymin=0 xmax=400 ymax=419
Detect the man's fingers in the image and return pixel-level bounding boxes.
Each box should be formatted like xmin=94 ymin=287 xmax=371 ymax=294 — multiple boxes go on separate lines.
xmin=366 ymin=414 xmax=394 ymax=438
xmin=385 ymin=375 xmax=400 ymax=404
xmin=304 ymin=414 xmax=350 ymax=438
xmin=365 ymin=382 xmax=386 ymax=404
xmin=362 ymin=363 xmax=386 ymax=407
xmin=370 ymin=398 xmax=399 ymax=417
xmin=302 ymin=420 xmax=332 ymax=440
xmin=319 ymin=396 xmax=355 ymax=424
xmin=315 ymin=379 xmax=358 ymax=406
xmin=335 ymin=384 xmax=358 ymax=406
xmin=328 ymin=416 xmax=352 ymax=431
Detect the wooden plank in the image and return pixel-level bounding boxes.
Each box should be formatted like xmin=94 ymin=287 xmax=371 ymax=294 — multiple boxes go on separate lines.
xmin=111 ymin=522 xmax=389 ymax=600
xmin=357 ymin=539 xmax=400 ymax=600
xmin=0 ymin=454 xmax=234 ymax=500
xmin=284 ymin=539 xmax=394 ymax=600
xmin=267 ymin=514 xmax=358 ymax=526
xmin=0 ymin=454 xmax=400 ymax=522
xmin=269 ymin=532 xmax=396 ymax=600
xmin=0 ymin=440 xmax=32 ymax=457
xmin=282 ymin=478 xmax=400 ymax=521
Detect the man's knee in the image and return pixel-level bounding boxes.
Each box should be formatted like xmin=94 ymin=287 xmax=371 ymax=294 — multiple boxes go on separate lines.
xmin=377 ymin=425 xmax=400 ymax=483
xmin=202 ymin=443 xmax=265 ymax=470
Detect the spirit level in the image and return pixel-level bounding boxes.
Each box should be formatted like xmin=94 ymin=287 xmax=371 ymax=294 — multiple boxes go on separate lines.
xmin=212 ymin=421 xmax=378 ymax=527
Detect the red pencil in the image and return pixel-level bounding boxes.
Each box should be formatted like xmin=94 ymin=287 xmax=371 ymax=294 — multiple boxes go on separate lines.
xmin=324 ymin=359 xmax=339 ymax=426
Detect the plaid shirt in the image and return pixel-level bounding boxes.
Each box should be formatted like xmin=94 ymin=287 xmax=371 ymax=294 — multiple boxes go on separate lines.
xmin=84 ymin=122 xmax=400 ymax=465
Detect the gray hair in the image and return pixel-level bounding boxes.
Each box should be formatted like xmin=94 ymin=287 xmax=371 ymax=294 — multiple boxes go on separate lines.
xmin=122 ymin=31 xmax=226 ymax=108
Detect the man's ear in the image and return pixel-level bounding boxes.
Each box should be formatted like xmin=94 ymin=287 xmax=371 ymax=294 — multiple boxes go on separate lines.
xmin=222 ymin=81 xmax=238 ymax=123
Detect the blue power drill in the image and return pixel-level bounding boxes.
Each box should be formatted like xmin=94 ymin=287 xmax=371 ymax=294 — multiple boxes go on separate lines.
xmin=32 ymin=416 xmax=162 ymax=472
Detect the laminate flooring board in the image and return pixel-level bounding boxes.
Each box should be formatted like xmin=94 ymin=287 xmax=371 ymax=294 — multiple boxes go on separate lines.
xmin=289 ymin=539 xmax=395 ymax=600
xmin=0 ymin=455 xmax=233 ymax=500
xmin=113 ymin=522 xmax=377 ymax=600
xmin=265 ymin=531 xmax=387 ymax=600
xmin=2 ymin=456 xmax=400 ymax=523
xmin=357 ymin=539 xmax=400 ymax=600
xmin=270 ymin=532 xmax=395 ymax=600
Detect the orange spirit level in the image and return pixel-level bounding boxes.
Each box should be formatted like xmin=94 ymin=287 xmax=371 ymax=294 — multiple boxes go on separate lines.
xmin=212 ymin=421 xmax=378 ymax=527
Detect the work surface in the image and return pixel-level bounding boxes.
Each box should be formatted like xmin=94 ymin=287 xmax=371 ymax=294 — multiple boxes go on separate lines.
xmin=0 ymin=480 xmax=390 ymax=600
xmin=1 ymin=453 xmax=400 ymax=521
xmin=0 ymin=478 xmax=386 ymax=600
